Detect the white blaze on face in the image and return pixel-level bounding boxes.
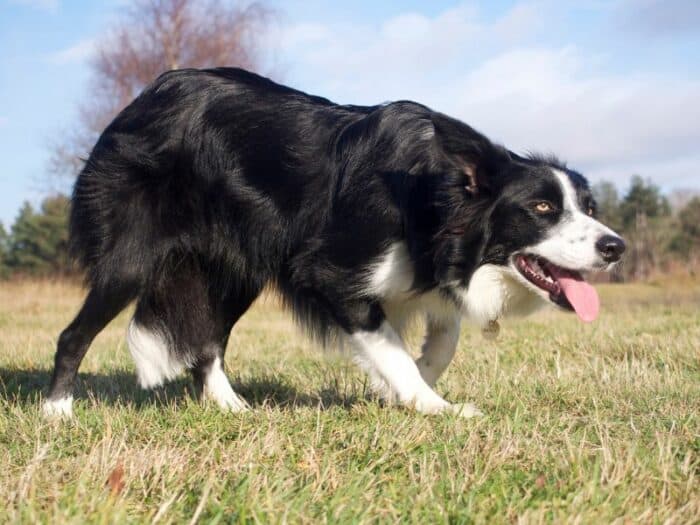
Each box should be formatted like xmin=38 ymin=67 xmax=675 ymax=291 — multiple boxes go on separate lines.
xmin=527 ymin=169 xmax=621 ymax=271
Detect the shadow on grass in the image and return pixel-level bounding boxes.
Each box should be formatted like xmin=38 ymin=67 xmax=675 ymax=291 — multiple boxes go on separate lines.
xmin=0 ymin=367 xmax=367 ymax=411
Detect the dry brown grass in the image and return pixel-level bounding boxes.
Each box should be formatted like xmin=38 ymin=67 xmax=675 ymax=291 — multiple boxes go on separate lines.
xmin=0 ymin=279 xmax=698 ymax=523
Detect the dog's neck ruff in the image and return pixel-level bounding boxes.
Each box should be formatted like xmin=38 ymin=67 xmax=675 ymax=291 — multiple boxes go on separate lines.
xmin=458 ymin=264 xmax=545 ymax=328
xmin=367 ymin=244 xmax=545 ymax=332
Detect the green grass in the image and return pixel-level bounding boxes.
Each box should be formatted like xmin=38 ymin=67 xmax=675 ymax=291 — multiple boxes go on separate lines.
xmin=1 ymin=280 xmax=698 ymax=524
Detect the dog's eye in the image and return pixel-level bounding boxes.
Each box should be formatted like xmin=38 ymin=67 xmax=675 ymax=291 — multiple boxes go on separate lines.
xmin=533 ymin=201 xmax=555 ymax=214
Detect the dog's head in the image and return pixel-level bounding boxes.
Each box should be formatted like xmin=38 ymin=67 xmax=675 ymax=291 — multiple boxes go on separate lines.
xmin=481 ymin=155 xmax=624 ymax=322
xmin=431 ymin=115 xmax=625 ymax=324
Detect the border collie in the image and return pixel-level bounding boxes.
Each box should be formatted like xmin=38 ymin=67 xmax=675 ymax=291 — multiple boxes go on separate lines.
xmin=43 ymin=68 xmax=625 ymax=418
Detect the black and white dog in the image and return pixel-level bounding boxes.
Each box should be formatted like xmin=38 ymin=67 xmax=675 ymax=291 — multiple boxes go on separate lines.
xmin=43 ymin=68 xmax=625 ymax=418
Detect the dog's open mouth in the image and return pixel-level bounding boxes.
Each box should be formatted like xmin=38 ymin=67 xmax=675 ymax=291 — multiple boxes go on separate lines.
xmin=515 ymin=254 xmax=600 ymax=323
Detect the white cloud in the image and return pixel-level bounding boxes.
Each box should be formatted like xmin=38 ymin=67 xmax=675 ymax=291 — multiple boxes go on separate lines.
xmin=8 ymin=0 xmax=59 ymax=12
xmin=276 ymin=1 xmax=699 ymax=188
xmin=279 ymin=22 xmax=332 ymax=47
xmin=279 ymin=2 xmax=559 ymax=105
xmin=279 ymin=3 xmax=495 ymax=100
xmin=443 ymin=48 xmax=700 ymax=167
xmin=46 ymin=38 xmax=96 ymax=65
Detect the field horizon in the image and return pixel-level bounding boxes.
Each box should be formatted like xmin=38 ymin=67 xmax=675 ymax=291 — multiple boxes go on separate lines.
xmin=1 ymin=278 xmax=698 ymax=523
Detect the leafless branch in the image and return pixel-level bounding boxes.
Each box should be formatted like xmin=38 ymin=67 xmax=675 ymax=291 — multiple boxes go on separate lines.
xmin=50 ymin=0 xmax=274 ymax=180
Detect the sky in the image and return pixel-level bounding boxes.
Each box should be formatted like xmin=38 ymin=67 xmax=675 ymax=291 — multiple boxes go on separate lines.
xmin=1 ymin=0 xmax=699 ymax=226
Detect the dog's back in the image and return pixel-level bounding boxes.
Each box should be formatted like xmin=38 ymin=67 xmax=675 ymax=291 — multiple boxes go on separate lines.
xmin=71 ymin=68 xmax=367 ymax=292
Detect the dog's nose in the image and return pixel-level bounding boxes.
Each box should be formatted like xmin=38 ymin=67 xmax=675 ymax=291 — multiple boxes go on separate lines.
xmin=596 ymin=235 xmax=626 ymax=262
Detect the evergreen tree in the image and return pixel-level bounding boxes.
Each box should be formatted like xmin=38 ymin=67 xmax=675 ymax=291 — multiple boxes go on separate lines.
xmin=619 ymin=175 xmax=671 ymax=230
xmin=592 ymin=181 xmax=623 ymax=233
xmin=0 ymin=222 xmax=9 ymax=278
xmin=6 ymin=195 xmax=71 ymax=275
xmin=617 ymin=176 xmax=672 ymax=280
xmin=669 ymin=197 xmax=700 ymax=257
xmin=679 ymin=197 xmax=700 ymax=240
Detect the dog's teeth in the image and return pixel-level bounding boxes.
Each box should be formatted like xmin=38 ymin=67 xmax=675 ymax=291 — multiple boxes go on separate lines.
xmin=518 ymin=255 xmax=562 ymax=295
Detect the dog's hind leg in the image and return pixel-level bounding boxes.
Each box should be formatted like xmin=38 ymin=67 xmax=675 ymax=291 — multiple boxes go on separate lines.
xmin=192 ymin=355 xmax=249 ymax=412
xmin=44 ymin=283 xmax=137 ymax=418
xmin=415 ymin=316 xmax=461 ymax=388
xmin=190 ymin=288 xmax=260 ymax=412
xmin=129 ymin=258 xmax=261 ymax=412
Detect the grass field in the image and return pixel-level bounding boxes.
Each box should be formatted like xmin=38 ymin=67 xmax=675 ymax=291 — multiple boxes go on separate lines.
xmin=0 ymin=279 xmax=698 ymax=524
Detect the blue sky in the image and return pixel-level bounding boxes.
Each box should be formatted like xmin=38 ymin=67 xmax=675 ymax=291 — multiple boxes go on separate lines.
xmin=1 ymin=0 xmax=699 ymax=226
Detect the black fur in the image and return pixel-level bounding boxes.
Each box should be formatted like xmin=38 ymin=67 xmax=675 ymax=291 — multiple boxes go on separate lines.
xmin=46 ymin=67 xmax=594 ymax=403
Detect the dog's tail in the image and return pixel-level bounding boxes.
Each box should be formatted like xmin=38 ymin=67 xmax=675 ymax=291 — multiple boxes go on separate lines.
xmin=69 ymin=145 xmax=160 ymax=292
xmin=126 ymin=318 xmax=188 ymax=388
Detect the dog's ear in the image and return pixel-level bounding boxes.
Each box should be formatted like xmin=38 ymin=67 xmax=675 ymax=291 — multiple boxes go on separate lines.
xmin=461 ymin=160 xmax=484 ymax=196
xmin=431 ymin=113 xmax=510 ymax=196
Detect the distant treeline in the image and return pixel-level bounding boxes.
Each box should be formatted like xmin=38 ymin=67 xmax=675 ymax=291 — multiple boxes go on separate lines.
xmin=593 ymin=176 xmax=700 ymax=281
xmin=1 ymin=176 xmax=699 ymax=281
xmin=0 ymin=195 xmax=71 ymax=279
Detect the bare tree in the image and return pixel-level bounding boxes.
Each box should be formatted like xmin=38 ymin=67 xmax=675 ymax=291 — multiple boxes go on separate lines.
xmin=50 ymin=0 xmax=273 ymax=179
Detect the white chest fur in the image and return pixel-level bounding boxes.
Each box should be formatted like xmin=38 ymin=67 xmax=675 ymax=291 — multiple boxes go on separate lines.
xmin=459 ymin=264 xmax=543 ymax=327
xmin=365 ymin=243 xmax=543 ymax=331
xmin=364 ymin=243 xmax=458 ymax=333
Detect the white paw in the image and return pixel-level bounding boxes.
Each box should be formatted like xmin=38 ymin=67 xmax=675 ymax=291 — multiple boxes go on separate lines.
xmin=203 ymin=357 xmax=249 ymax=412
xmin=450 ymin=402 xmax=484 ymax=418
xmin=214 ymin=392 xmax=250 ymax=412
xmin=412 ymin=396 xmax=452 ymax=415
xmin=42 ymin=396 xmax=73 ymax=419
xmin=203 ymin=385 xmax=250 ymax=412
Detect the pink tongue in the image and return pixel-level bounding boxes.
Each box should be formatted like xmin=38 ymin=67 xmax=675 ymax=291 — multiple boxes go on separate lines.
xmin=547 ymin=265 xmax=600 ymax=323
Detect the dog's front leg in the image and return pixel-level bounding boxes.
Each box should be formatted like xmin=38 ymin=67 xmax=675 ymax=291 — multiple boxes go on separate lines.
xmin=351 ymin=321 xmax=481 ymax=417
xmin=416 ymin=316 xmax=461 ymax=387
